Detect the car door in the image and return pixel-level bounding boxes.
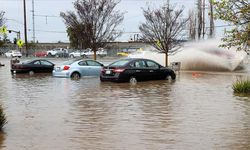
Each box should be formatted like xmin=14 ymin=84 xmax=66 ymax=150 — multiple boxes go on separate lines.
xmin=129 ymin=60 xmax=148 ymax=81
xmin=86 ymin=60 xmax=103 ymax=76
xmin=40 ymin=60 xmax=54 ymax=72
xmin=77 ymin=61 xmax=89 ymax=76
xmin=31 ymin=60 xmax=42 ymax=72
xmin=145 ymin=60 xmax=163 ymax=80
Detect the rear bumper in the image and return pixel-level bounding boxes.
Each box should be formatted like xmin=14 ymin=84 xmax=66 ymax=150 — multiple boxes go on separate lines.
xmin=52 ymin=70 xmax=70 ymax=78
xmin=100 ymin=74 xmax=128 ymax=82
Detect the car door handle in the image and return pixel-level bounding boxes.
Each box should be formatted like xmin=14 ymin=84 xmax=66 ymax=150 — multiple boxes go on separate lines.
xmin=149 ymin=70 xmax=154 ymax=72
xmin=136 ymin=70 xmax=141 ymax=72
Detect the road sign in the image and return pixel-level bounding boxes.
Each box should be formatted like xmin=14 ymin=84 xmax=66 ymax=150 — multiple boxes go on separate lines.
xmin=0 ymin=26 xmax=7 ymax=34
xmin=156 ymin=40 xmax=162 ymax=48
xmin=17 ymin=39 xmax=24 ymax=48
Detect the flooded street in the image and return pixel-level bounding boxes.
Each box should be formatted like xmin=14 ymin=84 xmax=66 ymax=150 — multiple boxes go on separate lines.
xmin=0 ymin=57 xmax=250 ymax=150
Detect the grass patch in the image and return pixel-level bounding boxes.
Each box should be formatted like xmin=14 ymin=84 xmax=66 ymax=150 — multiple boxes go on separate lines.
xmin=233 ymin=79 xmax=250 ymax=94
xmin=0 ymin=105 xmax=7 ymax=130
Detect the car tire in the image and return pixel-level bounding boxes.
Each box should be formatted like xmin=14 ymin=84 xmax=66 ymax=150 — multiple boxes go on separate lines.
xmin=71 ymin=72 xmax=81 ymax=80
xmin=129 ymin=76 xmax=137 ymax=84
xmin=48 ymin=53 xmax=52 ymax=57
xmin=70 ymin=55 xmax=74 ymax=58
xmin=29 ymin=70 xmax=34 ymax=75
xmin=165 ymin=70 xmax=176 ymax=80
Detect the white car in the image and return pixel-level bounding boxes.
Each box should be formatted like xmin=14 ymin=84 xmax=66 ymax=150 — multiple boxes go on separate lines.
xmin=4 ymin=50 xmax=22 ymax=58
xmin=47 ymin=48 xmax=68 ymax=57
xmin=69 ymin=50 xmax=83 ymax=58
xmin=81 ymin=48 xmax=107 ymax=58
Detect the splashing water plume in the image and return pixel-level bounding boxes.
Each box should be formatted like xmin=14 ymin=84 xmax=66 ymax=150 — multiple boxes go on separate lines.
xmin=128 ymin=40 xmax=247 ymax=71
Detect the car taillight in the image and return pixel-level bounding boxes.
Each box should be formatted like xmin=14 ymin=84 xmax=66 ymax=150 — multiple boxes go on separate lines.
xmin=113 ymin=68 xmax=125 ymax=73
xmin=63 ymin=66 xmax=70 ymax=70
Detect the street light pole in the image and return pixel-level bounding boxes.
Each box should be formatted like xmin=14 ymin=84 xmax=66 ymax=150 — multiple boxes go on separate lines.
xmin=23 ymin=0 xmax=28 ymax=56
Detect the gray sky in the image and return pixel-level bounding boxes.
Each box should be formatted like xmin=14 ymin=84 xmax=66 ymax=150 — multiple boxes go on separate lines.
xmin=1 ymin=0 xmax=226 ymax=43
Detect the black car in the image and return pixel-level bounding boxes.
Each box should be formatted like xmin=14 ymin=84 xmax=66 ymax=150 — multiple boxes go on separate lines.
xmin=11 ymin=59 xmax=55 ymax=74
xmin=100 ymin=58 xmax=176 ymax=83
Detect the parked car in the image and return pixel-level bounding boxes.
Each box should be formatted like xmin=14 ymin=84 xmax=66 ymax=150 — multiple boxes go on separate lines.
xmin=33 ymin=51 xmax=47 ymax=57
xmin=81 ymin=48 xmax=107 ymax=58
xmin=100 ymin=58 xmax=176 ymax=83
xmin=69 ymin=50 xmax=84 ymax=58
xmin=11 ymin=59 xmax=55 ymax=74
xmin=5 ymin=50 xmax=22 ymax=58
xmin=53 ymin=59 xmax=104 ymax=79
xmin=47 ymin=48 xmax=69 ymax=57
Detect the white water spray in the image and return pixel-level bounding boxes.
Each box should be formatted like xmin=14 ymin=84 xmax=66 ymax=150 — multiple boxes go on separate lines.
xmin=128 ymin=40 xmax=247 ymax=71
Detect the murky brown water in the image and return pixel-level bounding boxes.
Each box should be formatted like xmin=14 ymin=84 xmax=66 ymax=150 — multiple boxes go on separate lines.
xmin=0 ymin=57 xmax=250 ymax=150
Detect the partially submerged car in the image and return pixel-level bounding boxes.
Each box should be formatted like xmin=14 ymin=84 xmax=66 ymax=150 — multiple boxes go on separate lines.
xmin=100 ymin=58 xmax=176 ymax=83
xmin=11 ymin=59 xmax=55 ymax=74
xmin=53 ymin=59 xmax=104 ymax=79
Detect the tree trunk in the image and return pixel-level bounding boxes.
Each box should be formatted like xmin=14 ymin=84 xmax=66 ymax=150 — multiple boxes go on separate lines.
xmin=165 ymin=52 xmax=168 ymax=67
xmin=93 ymin=49 xmax=97 ymax=60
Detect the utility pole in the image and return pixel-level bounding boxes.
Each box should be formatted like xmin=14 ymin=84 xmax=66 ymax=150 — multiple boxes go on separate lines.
xmin=23 ymin=0 xmax=28 ymax=56
xmin=32 ymin=0 xmax=35 ymax=42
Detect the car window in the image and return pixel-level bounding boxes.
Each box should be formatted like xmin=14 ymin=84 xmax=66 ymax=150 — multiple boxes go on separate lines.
xmin=40 ymin=60 xmax=53 ymax=66
xmin=109 ymin=60 xmax=130 ymax=67
xmin=134 ymin=60 xmax=146 ymax=68
xmin=146 ymin=60 xmax=159 ymax=69
xmin=33 ymin=61 xmax=40 ymax=65
xmin=78 ymin=61 xmax=87 ymax=66
xmin=62 ymin=60 xmax=76 ymax=65
xmin=86 ymin=60 xmax=101 ymax=66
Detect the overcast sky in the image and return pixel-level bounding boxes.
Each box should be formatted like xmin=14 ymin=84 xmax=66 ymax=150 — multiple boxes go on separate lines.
xmin=1 ymin=0 xmax=226 ymax=43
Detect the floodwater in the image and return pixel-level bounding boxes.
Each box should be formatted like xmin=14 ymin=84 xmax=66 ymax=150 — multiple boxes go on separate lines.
xmin=0 ymin=57 xmax=250 ymax=150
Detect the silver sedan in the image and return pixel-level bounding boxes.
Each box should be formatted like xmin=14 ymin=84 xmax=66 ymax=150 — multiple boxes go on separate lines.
xmin=53 ymin=59 xmax=104 ymax=79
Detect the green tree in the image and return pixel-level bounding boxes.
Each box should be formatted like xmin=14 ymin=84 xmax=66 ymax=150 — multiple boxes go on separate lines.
xmin=139 ymin=4 xmax=189 ymax=67
xmin=60 ymin=0 xmax=124 ymax=60
xmin=213 ymin=0 xmax=250 ymax=50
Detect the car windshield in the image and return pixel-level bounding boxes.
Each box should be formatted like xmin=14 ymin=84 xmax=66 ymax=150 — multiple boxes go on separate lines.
xmin=109 ymin=60 xmax=130 ymax=67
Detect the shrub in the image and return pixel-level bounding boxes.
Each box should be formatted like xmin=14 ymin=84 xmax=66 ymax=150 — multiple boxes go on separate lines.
xmin=0 ymin=105 xmax=7 ymax=130
xmin=233 ymin=79 xmax=250 ymax=94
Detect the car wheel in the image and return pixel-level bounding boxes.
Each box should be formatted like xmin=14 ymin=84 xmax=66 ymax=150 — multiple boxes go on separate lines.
xmin=70 ymin=55 xmax=74 ymax=58
xmin=71 ymin=72 xmax=81 ymax=80
xmin=129 ymin=76 xmax=137 ymax=84
xmin=29 ymin=70 xmax=34 ymax=75
xmin=166 ymin=70 xmax=176 ymax=80
xmin=170 ymin=73 xmax=176 ymax=80
xmin=47 ymin=53 xmax=52 ymax=57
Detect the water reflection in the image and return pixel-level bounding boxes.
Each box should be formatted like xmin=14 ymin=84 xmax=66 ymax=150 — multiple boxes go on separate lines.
xmin=0 ymin=58 xmax=250 ymax=149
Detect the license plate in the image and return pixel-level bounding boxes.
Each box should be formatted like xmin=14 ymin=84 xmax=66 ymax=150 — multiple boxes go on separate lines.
xmin=105 ymin=70 xmax=111 ymax=74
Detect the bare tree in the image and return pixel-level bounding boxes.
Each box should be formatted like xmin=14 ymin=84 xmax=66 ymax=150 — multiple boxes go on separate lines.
xmin=60 ymin=0 xmax=124 ymax=60
xmin=139 ymin=4 xmax=189 ymax=67
xmin=208 ymin=0 xmax=214 ymax=38
xmin=0 ymin=11 xmax=6 ymax=47
xmin=197 ymin=0 xmax=202 ymax=39
xmin=0 ymin=11 xmax=5 ymax=27
xmin=188 ymin=10 xmax=196 ymax=40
